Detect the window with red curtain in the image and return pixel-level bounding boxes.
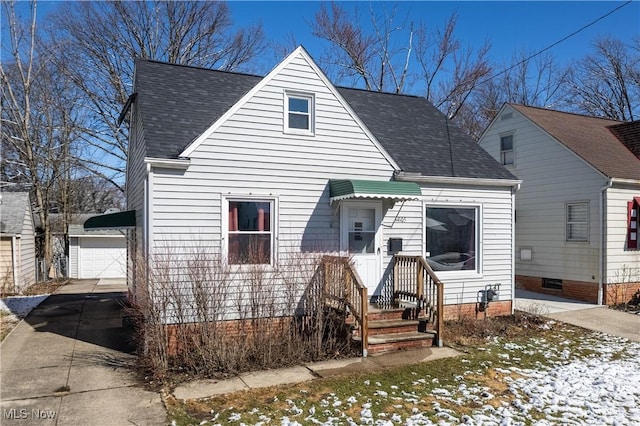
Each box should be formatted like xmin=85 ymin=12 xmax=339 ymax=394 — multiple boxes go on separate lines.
xmin=228 ymin=200 xmax=272 ymax=264
xmin=628 ymin=198 xmax=639 ymax=250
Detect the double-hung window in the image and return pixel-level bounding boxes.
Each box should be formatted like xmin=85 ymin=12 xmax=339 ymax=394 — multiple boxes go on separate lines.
xmin=425 ymin=206 xmax=479 ymax=274
xmin=285 ymin=92 xmax=314 ymax=134
xmin=566 ymin=202 xmax=588 ymax=242
xmin=500 ymin=134 xmax=514 ymax=166
xmin=228 ymin=200 xmax=274 ymax=264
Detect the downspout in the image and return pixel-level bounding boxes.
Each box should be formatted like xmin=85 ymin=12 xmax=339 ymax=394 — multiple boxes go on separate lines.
xmin=145 ymin=162 xmax=151 ymax=262
xmin=511 ymin=182 xmax=521 ymax=314
xmin=598 ymin=179 xmax=613 ymax=305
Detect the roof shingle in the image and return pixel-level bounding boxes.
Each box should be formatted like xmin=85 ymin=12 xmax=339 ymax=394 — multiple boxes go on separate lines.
xmin=0 ymin=192 xmax=30 ymax=236
xmin=608 ymin=120 xmax=640 ymax=161
xmin=133 ymin=58 xmax=515 ymax=180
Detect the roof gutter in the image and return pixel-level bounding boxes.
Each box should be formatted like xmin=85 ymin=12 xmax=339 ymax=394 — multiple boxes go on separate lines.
xmin=609 ymin=177 xmax=640 ymax=187
xmin=144 ymin=157 xmax=191 ymax=170
xmin=395 ymin=172 xmax=522 ymax=188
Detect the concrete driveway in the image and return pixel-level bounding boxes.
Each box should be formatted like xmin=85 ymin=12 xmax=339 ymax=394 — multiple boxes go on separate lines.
xmin=515 ymin=289 xmax=640 ymax=342
xmin=0 ymin=279 xmax=166 ymax=425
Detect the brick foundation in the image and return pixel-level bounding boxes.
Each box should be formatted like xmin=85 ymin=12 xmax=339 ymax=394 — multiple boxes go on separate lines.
xmin=516 ymin=275 xmax=599 ymax=303
xmin=604 ymin=281 xmax=640 ymax=305
xmin=165 ymin=316 xmax=294 ymax=356
xmin=442 ymin=300 xmax=512 ymax=321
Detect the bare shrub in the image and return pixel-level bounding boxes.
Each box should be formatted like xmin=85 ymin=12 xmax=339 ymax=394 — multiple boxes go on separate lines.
xmin=607 ymin=265 xmax=640 ymax=307
xmin=446 ymin=310 xmax=552 ymax=348
xmin=127 ymin=242 xmax=358 ymax=381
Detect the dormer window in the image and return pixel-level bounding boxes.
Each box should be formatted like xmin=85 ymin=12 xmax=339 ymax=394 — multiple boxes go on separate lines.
xmin=285 ymin=92 xmax=314 ymax=134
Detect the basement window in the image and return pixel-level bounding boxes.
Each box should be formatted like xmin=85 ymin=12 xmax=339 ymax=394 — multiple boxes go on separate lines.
xmin=542 ymin=278 xmax=563 ymax=290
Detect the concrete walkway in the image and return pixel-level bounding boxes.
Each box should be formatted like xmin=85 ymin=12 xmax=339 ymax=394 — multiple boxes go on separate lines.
xmin=0 ymin=279 xmax=166 ymax=425
xmin=173 ymin=346 xmax=462 ymax=401
xmin=515 ymin=289 xmax=640 ymax=342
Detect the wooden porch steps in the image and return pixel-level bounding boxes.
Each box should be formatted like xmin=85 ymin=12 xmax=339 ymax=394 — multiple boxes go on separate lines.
xmin=354 ymin=331 xmax=435 ymax=354
xmin=350 ymin=304 xmax=436 ymax=355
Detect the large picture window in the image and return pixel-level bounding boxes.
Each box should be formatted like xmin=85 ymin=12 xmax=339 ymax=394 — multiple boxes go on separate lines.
xmin=425 ymin=206 xmax=478 ymax=272
xmin=228 ymin=200 xmax=273 ymax=264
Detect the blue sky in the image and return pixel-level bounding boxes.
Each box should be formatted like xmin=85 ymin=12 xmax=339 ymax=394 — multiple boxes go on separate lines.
xmin=23 ymin=1 xmax=639 ymax=71
xmin=227 ymin=1 xmax=638 ymax=70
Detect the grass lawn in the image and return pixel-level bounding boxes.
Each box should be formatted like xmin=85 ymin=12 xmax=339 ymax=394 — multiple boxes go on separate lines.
xmin=165 ymin=313 xmax=640 ymax=425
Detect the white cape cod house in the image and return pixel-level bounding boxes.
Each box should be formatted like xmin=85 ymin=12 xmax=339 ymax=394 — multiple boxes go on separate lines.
xmin=90 ymin=47 xmax=520 ymax=354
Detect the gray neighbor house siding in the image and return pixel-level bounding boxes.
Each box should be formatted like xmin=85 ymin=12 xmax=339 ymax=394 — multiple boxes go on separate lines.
xmin=126 ymin=46 xmax=520 ymax=322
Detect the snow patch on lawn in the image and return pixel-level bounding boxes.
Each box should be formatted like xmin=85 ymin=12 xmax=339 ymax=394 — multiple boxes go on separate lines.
xmin=277 ymin=334 xmax=639 ymax=425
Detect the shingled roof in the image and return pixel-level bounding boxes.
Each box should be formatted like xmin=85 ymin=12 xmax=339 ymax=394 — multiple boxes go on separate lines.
xmin=338 ymin=88 xmax=515 ymax=179
xmin=609 ymin=120 xmax=640 ymax=161
xmin=134 ymin=59 xmax=261 ymax=160
xmin=0 ymin=192 xmax=30 ymax=236
xmin=509 ymin=104 xmax=640 ymax=180
xmin=133 ymin=58 xmax=515 ymax=180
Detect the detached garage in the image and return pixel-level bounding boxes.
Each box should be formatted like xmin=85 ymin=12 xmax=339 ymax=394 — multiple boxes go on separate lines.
xmin=68 ymin=224 xmax=126 ymax=279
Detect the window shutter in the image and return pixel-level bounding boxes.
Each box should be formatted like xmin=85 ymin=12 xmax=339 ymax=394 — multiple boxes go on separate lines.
xmin=629 ymin=200 xmax=638 ymax=250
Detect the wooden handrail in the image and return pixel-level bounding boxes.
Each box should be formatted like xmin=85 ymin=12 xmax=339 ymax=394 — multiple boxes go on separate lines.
xmin=321 ymin=255 xmax=368 ymax=357
xmin=393 ymin=254 xmax=444 ymax=347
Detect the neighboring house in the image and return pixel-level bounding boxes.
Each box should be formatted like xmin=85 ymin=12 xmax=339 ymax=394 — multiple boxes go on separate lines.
xmin=68 ymin=219 xmax=126 ymax=280
xmin=0 ymin=192 xmax=36 ymax=293
xmin=90 ymin=47 xmax=519 ymax=352
xmin=479 ymin=104 xmax=640 ymax=305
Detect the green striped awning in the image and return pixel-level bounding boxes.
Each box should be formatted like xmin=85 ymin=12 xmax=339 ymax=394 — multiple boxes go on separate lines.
xmin=84 ymin=210 xmax=136 ymax=230
xmin=329 ymin=179 xmax=422 ymax=202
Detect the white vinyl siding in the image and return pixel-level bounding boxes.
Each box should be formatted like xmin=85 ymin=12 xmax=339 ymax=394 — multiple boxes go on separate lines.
xmin=149 ymin=52 xmax=396 ymax=320
xmin=151 ymin=53 xmax=395 ymax=251
xmin=479 ymin=105 xmax=604 ymax=284
xmin=69 ymin=237 xmax=79 ymax=278
xmin=605 ymin=187 xmax=640 ymax=283
xmin=420 ymin=185 xmax=514 ymax=305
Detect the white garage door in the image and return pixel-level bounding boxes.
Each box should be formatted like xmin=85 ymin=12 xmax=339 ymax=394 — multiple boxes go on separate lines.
xmin=79 ymin=237 xmax=126 ymax=279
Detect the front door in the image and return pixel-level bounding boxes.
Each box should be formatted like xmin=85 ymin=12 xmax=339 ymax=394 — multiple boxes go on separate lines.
xmin=341 ymin=202 xmax=382 ymax=296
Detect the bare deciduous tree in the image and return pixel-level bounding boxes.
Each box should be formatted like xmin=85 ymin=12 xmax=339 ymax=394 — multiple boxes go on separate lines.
xmin=567 ymin=36 xmax=640 ymax=121
xmin=311 ymin=2 xmax=413 ymax=93
xmin=311 ymin=3 xmax=491 ymax=122
xmin=49 ymin=1 xmax=267 ymax=190
xmin=1 ymin=1 xmax=80 ymax=269
xmin=414 ymin=12 xmax=491 ymax=120
xmin=462 ymin=51 xmax=571 ymax=139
